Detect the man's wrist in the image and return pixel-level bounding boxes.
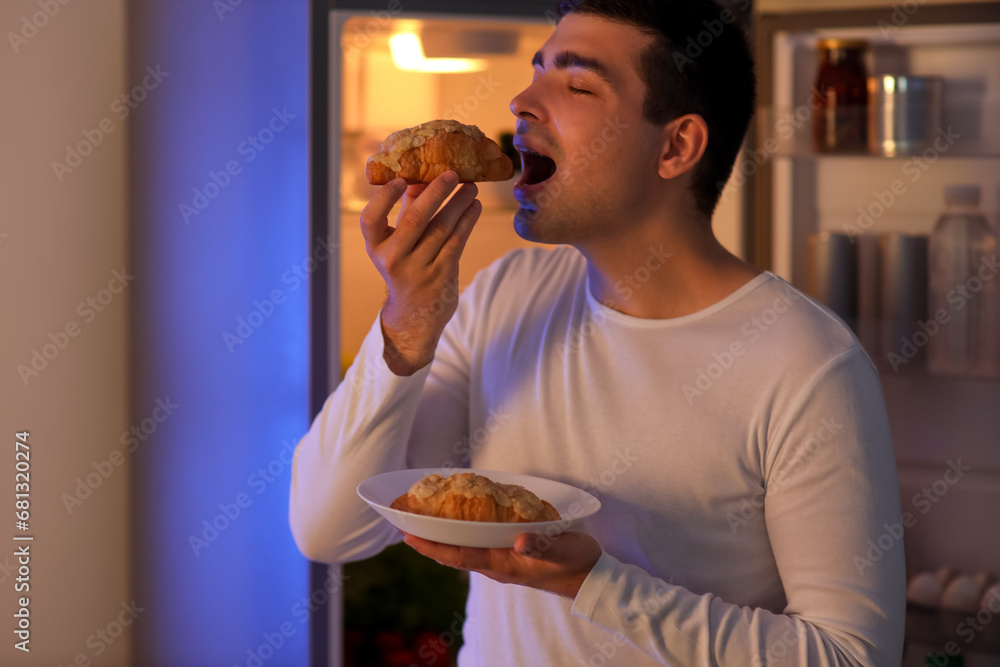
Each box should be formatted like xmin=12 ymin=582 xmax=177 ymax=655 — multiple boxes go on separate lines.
xmin=379 ymin=317 xmax=434 ymax=377
xmin=382 ymin=345 xmax=432 ymax=376
xmin=552 ymin=569 xmax=595 ymax=600
xmin=570 ymin=550 xmax=617 ymax=621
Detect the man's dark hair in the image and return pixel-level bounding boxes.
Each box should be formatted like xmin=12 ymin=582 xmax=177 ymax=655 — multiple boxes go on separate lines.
xmin=557 ymin=0 xmax=757 ymax=219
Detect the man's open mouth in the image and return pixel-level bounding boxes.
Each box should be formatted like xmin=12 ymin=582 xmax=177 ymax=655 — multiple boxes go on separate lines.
xmin=517 ymin=147 xmax=558 ymax=187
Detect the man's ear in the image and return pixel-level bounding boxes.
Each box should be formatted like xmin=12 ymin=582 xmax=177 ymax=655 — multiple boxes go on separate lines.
xmin=657 ymin=114 xmax=708 ymax=181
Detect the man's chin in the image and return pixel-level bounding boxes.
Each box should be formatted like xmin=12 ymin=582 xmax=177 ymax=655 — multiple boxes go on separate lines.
xmin=513 ymin=206 xmax=573 ymax=245
xmin=513 ymin=206 xmax=546 ymax=243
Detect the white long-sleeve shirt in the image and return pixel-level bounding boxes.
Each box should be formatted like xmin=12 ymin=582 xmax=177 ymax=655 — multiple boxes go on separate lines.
xmin=290 ymin=245 xmax=906 ymax=666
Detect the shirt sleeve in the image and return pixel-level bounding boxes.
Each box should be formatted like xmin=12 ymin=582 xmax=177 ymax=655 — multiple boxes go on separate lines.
xmin=571 ymin=347 xmax=906 ymax=666
xmin=288 ymin=281 xmax=481 ymax=564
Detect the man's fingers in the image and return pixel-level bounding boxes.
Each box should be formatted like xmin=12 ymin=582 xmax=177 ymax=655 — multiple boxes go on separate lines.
xmin=359 ymin=178 xmax=407 ymax=247
xmin=515 ymin=532 xmax=590 ymax=564
xmin=403 ymin=530 xmax=601 ymax=598
xmin=403 ymin=533 xmax=487 ymax=570
xmin=415 ymin=183 xmax=479 ymax=259
xmin=515 ymin=533 xmax=545 ymax=559
xmin=436 ymin=199 xmax=483 ymax=264
xmin=515 ymin=532 xmax=565 ymax=561
xmin=401 ymin=182 xmax=429 ymax=209
xmin=396 ymin=183 xmax=428 ymax=225
xmin=404 ymin=531 xmax=553 ymax=570
xmin=391 ymin=171 xmax=461 ymax=254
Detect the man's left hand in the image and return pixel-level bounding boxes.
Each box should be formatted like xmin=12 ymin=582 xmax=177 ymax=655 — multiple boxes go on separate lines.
xmin=402 ymin=531 xmax=602 ymax=599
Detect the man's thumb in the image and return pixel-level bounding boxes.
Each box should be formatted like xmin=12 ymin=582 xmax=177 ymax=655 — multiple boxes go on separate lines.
xmin=515 ymin=532 xmax=570 ymax=561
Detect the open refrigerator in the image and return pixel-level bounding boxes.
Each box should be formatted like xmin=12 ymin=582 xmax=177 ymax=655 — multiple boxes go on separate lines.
xmin=753 ymin=3 xmax=1000 ymax=664
xmin=334 ymin=10 xmax=550 ymax=374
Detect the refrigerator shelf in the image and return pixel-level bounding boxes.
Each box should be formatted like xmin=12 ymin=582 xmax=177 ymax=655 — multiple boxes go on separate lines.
xmin=862 ymin=332 xmax=1000 ymax=383
xmin=755 ymin=104 xmax=1000 ymax=161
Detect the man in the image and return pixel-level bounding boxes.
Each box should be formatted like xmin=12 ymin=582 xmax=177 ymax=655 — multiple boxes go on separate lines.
xmin=290 ymin=1 xmax=906 ymax=664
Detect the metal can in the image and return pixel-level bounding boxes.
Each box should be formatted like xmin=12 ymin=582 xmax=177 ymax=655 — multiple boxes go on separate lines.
xmin=806 ymin=231 xmax=858 ymax=328
xmin=879 ymin=233 xmax=929 ymax=367
xmin=868 ymin=75 xmax=944 ymax=157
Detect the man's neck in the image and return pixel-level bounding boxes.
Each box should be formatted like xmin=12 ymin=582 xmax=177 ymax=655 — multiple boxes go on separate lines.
xmin=579 ymin=217 xmax=762 ymax=320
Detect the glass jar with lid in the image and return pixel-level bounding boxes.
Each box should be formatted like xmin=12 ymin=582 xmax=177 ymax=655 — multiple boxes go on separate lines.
xmin=812 ymin=39 xmax=870 ymax=153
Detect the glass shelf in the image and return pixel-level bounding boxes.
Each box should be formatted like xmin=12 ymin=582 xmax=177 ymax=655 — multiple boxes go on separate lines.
xmin=835 ymin=317 xmax=1000 ymax=383
xmin=756 ymin=104 xmax=1000 ymax=160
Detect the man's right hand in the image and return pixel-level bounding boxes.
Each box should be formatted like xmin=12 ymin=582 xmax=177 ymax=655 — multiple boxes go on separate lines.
xmin=359 ymin=170 xmax=482 ymax=376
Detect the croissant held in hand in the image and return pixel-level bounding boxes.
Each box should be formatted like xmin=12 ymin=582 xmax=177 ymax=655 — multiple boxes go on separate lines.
xmin=366 ymin=120 xmax=515 ymax=185
xmin=390 ymin=472 xmax=561 ymax=523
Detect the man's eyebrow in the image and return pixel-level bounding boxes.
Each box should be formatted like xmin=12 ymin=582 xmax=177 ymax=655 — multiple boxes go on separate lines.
xmin=531 ymin=49 xmax=616 ymax=87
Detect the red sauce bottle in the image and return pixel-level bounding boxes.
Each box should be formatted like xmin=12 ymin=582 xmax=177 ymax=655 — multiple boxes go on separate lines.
xmin=812 ymin=39 xmax=870 ymax=153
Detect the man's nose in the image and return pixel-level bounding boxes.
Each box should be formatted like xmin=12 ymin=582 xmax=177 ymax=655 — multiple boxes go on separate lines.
xmin=510 ymin=81 xmax=543 ymax=122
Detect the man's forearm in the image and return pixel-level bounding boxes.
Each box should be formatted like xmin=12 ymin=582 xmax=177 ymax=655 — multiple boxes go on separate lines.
xmin=289 ymin=314 xmax=432 ymax=563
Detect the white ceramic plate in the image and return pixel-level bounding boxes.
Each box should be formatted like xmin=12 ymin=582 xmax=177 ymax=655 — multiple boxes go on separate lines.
xmin=357 ymin=468 xmax=602 ymax=548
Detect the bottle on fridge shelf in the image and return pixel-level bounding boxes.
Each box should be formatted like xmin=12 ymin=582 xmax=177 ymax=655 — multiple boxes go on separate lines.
xmin=927 ymin=185 xmax=1000 ymax=378
xmin=812 ymin=39 xmax=869 ymax=153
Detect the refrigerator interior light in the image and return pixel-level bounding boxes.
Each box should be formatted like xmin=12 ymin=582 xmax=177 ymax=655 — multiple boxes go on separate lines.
xmin=389 ymin=33 xmax=488 ymax=73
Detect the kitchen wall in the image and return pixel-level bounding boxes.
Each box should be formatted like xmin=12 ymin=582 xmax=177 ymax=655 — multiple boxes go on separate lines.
xmin=0 ymin=1 xmax=131 ymax=664
xmin=1 ymin=1 xmax=317 ymax=664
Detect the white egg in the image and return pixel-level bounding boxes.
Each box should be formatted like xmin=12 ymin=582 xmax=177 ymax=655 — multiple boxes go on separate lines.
xmin=942 ymin=574 xmax=982 ymax=612
xmin=982 ymin=583 xmax=1000 ymax=612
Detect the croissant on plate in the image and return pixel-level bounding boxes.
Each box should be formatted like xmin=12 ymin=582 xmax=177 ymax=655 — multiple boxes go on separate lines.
xmin=390 ymin=472 xmax=561 ymax=523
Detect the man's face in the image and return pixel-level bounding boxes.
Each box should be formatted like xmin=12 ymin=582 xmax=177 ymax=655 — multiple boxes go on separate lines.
xmin=510 ymin=13 xmax=664 ymax=245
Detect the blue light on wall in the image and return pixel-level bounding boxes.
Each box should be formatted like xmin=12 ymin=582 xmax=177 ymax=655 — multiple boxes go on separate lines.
xmin=129 ymin=1 xmax=312 ymax=664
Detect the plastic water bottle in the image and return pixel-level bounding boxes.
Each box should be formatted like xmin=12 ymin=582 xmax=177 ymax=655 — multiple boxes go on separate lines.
xmin=927 ymin=185 xmax=999 ymax=377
